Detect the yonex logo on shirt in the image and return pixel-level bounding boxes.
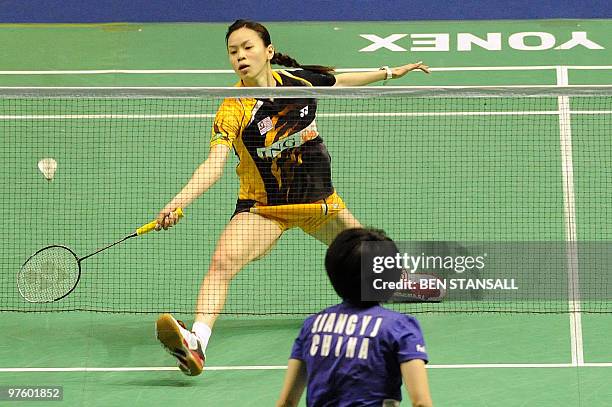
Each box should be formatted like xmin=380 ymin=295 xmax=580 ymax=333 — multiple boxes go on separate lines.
xmin=416 ymin=344 xmax=426 ymax=353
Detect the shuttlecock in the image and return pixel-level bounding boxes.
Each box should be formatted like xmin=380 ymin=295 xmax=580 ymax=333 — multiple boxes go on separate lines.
xmin=38 ymin=158 xmax=57 ymax=181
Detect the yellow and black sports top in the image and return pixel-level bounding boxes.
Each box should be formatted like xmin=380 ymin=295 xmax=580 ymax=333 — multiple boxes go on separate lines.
xmin=210 ymin=69 xmax=336 ymax=206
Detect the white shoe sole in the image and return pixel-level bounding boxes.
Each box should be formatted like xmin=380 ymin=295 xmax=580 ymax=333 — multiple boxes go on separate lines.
xmin=156 ymin=313 xmax=204 ymax=376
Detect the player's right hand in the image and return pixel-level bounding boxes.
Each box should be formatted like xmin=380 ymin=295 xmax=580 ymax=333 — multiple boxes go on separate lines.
xmin=155 ymin=207 xmax=180 ymax=231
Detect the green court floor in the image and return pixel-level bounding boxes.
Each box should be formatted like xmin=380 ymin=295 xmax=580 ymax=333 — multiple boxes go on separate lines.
xmin=1 ymin=313 xmax=611 ymax=406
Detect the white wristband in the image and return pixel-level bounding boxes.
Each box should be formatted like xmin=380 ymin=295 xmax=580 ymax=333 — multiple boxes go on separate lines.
xmin=380 ymin=66 xmax=393 ymax=80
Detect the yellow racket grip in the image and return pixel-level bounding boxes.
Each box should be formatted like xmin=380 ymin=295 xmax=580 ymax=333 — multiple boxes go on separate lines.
xmin=136 ymin=207 xmax=184 ymax=236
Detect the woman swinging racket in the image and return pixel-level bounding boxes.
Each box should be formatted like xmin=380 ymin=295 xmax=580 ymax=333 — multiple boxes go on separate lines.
xmin=154 ymin=19 xmax=430 ymax=376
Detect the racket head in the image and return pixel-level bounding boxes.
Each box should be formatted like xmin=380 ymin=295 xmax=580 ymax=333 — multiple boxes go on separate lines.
xmin=17 ymin=245 xmax=81 ymax=303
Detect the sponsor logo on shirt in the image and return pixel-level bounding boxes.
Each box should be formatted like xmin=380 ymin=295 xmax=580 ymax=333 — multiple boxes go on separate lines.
xmin=416 ymin=344 xmax=426 ymax=353
xmin=256 ymin=121 xmax=319 ymax=159
xmin=257 ymin=116 xmax=273 ymax=135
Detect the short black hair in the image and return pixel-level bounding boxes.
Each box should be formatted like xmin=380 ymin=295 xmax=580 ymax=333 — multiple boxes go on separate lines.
xmin=325 ymin=228 xmax=400 ymax=307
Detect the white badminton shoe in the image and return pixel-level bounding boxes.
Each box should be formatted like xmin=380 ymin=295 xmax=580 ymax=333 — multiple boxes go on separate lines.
xmin=156 ymin=313 xmax=205 ymax=376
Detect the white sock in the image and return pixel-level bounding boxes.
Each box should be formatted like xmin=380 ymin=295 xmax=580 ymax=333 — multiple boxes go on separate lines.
xmin=192 ymin=322 xmax=212 ymax=354
xmin=175 ymin=320 xmax=199 ymax=350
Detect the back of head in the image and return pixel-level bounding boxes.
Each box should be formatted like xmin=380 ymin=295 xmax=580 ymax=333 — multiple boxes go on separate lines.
xmin=325 ymin=228 xmax=400 ymax=307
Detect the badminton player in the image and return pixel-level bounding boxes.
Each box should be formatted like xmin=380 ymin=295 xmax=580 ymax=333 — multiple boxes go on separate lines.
xmin=276 ymin=228 xmax=433 ymax=407
xmin=154 ymin=19 xmax=430 ymax=376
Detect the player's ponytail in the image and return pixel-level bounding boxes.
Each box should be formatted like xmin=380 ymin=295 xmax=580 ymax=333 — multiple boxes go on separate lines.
xmin=271 ymin=52 xmax=335 ymax=74
xmin=226 ymin=20 xmax=335 ymax=74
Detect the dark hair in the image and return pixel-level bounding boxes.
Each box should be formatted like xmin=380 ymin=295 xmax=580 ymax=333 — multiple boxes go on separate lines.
xmin=226 ymin=19 xmax=334 ymax=74
xmin=325 ymin=228 xmax=400 ymax=307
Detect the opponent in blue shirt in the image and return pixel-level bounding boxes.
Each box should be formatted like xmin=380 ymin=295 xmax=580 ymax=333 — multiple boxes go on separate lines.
xmin=277 ymin=228 xmax=433 ymax=407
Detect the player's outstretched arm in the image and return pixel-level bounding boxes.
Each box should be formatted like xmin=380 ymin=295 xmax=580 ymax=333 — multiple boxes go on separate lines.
xmin=333 ymin=62 xmax=430 ymax=87
xmin=155 ymin=144 xmax=230 ymax=230
xmin=276 ymin=359 xmax=307 ymax=407
xmin=401 ymin=359 xmax=434 ymax=407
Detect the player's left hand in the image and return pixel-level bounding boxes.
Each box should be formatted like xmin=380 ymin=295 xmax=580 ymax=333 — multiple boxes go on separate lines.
xmin=392 ymin=62 xmax=430 ymax=77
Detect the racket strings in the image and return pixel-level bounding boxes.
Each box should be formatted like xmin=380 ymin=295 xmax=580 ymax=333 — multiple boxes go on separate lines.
xmin=18 ymin=247 xmax=80 ymax=302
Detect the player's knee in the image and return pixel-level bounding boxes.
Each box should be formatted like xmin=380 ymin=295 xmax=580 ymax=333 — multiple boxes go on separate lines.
xmin=208 ymin=252 xmax=242 ymax=280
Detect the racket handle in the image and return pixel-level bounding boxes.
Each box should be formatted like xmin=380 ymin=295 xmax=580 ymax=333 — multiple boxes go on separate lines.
xmin=137 ymin=207 xmax=184 ymax=236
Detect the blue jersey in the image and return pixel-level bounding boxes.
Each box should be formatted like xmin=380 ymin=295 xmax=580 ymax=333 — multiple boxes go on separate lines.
xmin=290 ymin=302 xmax=428 ymax=407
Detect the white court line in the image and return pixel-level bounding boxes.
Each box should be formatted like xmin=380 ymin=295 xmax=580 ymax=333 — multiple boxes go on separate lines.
xmin=0 ymin=114 xmax=217 ymax=119
xmin=571 ymin=110 xmax=612 ymax=114
xmin=0 ymin=66 xmax=610 ymax=75
xmin=1 ymin=363 xmax=611 ymax=373
xmin=1 ymin=110 xmax=611 ymax=120
xmin=556 ymin=66 xmax=584 ymax=368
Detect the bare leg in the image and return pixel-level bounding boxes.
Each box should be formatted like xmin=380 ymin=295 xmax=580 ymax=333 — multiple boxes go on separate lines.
xmin=194 ymin=212 xmax=283 ymax=328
